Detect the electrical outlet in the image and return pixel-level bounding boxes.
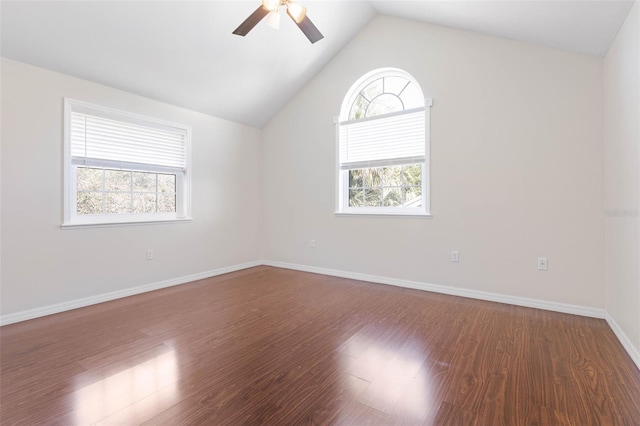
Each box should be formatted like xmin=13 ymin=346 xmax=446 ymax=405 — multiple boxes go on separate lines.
xmin=146 ymin=249 xmax=154 ymax=260
xmin=451 ymin=251 xmax=459 ymax=262
xmin=310 ymin=239 xmax=316 ymax=248
xmin=537 ymin=257 xmax=547 ymax=271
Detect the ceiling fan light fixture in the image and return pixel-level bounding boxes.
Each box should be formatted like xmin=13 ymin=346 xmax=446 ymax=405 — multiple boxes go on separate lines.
xmin=262 ymin=0 xmax=280 ymax=12
xmin=266 ymin=10 xmax=281 ymax=29
xmin=233 ymin=0 xmax=323 ymax=44
xmin=286 ymin=2 xmax=306 ymax=24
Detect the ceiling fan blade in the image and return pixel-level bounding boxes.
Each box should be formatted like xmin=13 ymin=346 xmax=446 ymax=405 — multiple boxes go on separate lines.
xmin=288 ymin=13 xmax=324 ymax=44
xmin=233 ymin=6 xmax=270 ymax=37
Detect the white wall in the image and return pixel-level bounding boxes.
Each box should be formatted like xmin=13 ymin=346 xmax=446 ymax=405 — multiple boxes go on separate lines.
xmin=1 ymin=58 xmax=262 ymax=316
xmin=262 ymin=16 xmax=605 ymax=309
xmin=604 ymin=2 xmax=640 ymax=354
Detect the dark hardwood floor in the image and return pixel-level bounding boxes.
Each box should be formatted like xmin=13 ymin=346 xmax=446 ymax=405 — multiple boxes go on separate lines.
xmin=1 ymin=266 xmax=639 ymax=425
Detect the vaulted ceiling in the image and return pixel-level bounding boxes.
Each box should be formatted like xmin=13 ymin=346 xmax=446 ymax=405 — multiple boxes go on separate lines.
xmin=1 ymin=1 xmax=634 ymax=128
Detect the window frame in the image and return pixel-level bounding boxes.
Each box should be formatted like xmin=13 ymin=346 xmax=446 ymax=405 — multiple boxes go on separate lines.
xmin=335 ymin=68 xmax=432 ymax=217
xmin=62 ymin=98 xmax=192 ymax=228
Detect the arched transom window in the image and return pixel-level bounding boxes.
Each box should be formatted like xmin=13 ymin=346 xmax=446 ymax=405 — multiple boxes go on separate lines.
xmin=347 ymin=73 xmax=424 ymax=121
xmin=337 ymin=68 xmax=432 ymax=216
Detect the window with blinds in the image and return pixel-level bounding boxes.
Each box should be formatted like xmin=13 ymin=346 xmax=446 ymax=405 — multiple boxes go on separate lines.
xmin=336 ymin=69 xmax=432 ymax=216
xmin=63 ymin=99 xmax=192 ymax=226
xmin=70 ymin=113 xmax=187 ymax=171
xmin=339 ymin=108 xmax=425 ymax=170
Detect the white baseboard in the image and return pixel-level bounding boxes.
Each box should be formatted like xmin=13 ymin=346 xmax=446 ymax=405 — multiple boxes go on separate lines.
xmin=605 ymin=313 xmax=640 ymax=371
xmin=264 ymin=260 xmax=640 ymax=371
xmin=4 ymin=258 xmax=638 ymax=374
xmin=263 ymin=260 xmax=607 ymax=319
xmin=0 ymin=260 xmax=262 ymax=326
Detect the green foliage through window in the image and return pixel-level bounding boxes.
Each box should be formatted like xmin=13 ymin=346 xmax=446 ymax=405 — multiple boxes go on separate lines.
xmin=76 ymin=167 xmax=176 ymax=215
xmin=348 ymin=164 xmax=422 ymax=208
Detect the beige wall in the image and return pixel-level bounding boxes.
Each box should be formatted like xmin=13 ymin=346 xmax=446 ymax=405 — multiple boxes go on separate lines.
xmin=0 ymin=58 xmax=262 ymax=315
xmin=604 ymin=2 xmax=640 ymax=353
xmin=262 ymin=16 xmax=605 ymax=308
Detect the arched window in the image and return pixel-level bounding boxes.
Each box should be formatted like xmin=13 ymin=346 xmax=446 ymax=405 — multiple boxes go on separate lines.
xmin=336 ymin=68 xmax=431 ymax=215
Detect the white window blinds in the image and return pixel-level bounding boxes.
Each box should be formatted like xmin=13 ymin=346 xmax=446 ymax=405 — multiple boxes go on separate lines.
xmin=70 ymin=112 xmax=187 ymax=170
xmin=339 ymin=108 xmax=426 ymax=170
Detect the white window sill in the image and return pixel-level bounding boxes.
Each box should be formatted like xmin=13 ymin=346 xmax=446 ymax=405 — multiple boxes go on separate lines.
xmin=61 ymin=217 xmax=193 ymax=229
xmin=334 ymin=211 xmax=432 ymax=218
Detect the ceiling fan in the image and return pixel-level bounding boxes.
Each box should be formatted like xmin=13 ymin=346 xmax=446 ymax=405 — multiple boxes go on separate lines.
xmin=233 ymin=0 xmax=324 ymax=44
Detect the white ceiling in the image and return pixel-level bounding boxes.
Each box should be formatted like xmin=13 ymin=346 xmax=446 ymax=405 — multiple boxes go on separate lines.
xmin=1 ymin=1 xmax=634 ymax=128
xmin=373 ymin=0 xmax=634 ymax=57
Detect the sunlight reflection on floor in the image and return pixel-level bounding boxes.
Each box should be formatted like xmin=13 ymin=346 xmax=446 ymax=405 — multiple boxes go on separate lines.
xmin=73 ymin=350 xmax=178 ymax=425
xmin=339 ymin=333 xmax=433 ymax=421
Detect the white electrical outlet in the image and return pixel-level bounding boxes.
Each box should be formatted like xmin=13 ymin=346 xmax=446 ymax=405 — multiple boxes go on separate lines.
xmin=537 ymin=257 xmax=547 ymax=271
xmin=451 ymin=251 xmax=459 ymax=262
xmin=310 ymin=239 xmax=316 ymax=248
xmin=146 ymin=249 xmax=154 ymax=260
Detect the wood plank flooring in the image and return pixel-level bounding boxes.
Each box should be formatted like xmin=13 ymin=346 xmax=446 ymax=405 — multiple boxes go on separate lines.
xmin=1 ymin=266 xmax=639 ymax=425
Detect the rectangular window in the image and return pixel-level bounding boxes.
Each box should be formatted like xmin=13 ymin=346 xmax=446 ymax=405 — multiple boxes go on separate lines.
xmin=63 ymin=99 xmax=191 ymax=227
xmin=337 ymin=106 xmax=431 ymax=216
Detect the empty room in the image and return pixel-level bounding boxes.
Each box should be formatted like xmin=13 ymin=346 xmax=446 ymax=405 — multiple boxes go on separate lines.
xmin=1 ymin=0 xmax=639 ymax=424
